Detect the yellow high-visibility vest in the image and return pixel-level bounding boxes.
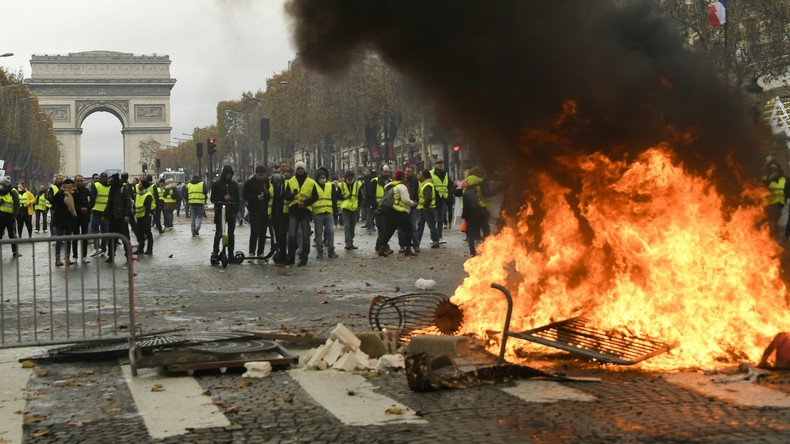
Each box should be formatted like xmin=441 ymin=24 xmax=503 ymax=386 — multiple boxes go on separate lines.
xmin=92 ymin=182 xmax=110 ymax=212
xmin=417 ymin=181 xmax=436 ymax=210
xmin=430 ymin=169 xmax=449 ymax=199
xmin=339 ymin=180 xmax=361 ymax=212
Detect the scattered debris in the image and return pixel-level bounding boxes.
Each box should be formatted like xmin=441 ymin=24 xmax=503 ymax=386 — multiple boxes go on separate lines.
xmin=713 ymin=363 xmax=769 ymax=383
xmin=242 ymin=362 xmax=272 ymax=378
xmin=415 ymin=278 xmax=436 ymax=290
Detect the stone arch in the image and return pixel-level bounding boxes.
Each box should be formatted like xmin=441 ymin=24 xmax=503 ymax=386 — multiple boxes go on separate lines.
xmin=25 ymin=51 xmax=176 ymax=176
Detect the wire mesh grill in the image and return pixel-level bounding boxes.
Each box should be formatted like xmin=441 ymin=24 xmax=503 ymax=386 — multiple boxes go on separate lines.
xmin=368 ymin=292 xmax=463 ymax=342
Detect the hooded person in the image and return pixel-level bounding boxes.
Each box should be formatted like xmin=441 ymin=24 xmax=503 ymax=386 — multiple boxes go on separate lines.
xmin=268 ymin=164 xmax=290 ymax=264
xmin=103 ymin=173 xmax=133 ymax=264
xmin=210 ymin=165 xmax=240 ymax=261
xmin=284 ymin=160 xmax=319 ymax=266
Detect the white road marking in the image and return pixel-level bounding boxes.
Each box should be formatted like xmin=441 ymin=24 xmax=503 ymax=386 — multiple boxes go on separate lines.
xmin=500 ymin=380 xmax=597 ymax=403
xmin=0 ymin=348 xmax=41 ymax=444
xmin=288 ymin=369 xmax=427 ymax=426
xmin=121 ymin=364 xmax=230 ymax=439
xmin=665 ymin=372 xmax=790 ymax=408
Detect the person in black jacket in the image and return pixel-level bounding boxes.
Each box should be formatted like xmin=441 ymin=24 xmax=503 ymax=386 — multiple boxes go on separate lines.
xmin=242 ymin=165 xmax=270 ymax=258
xmin=71 ymin=175 xmax=92 ymax=262
xmin=284 ymin=161 xmax=319 ymax=266
xmin=104 ymin=173 xmax=133 ymax=264
xmin=210 ymin=165 xmax=240 ymax=261
xmin=50 ymin=178 xmax=79 ymax=266
xmin=269 ymin=164 xmax=289 ymax=265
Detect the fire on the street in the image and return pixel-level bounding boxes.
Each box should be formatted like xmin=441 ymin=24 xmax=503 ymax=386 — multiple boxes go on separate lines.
xmin=451 ymin=146 xmax=790 ymax=371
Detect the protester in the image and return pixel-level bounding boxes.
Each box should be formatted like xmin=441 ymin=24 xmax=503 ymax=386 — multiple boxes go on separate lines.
xmin=243 ymin=165 xmax=270 ymax=258
xmin=764 ymin=160 xmax=787 ymax=239
xmin=371 ymin=165 xmax=391 ymax=250
xmin=72 ymin=175 xmax=92 ymax=262
xmin=210 ymin=165 xmax=240 ymax=262
xmin=50 ymin=178 xmax=80 ymax=266
xmin=187 ymin=174 xmax=207 ymax=236
xmin=0 ymin=176 xmax=20 ymax=257
xmin=376 ymin=170 xmax=417 ymax=257
xmin=34 ymin=184 xmax=50 ymax=234
xmin=89 ymin=172 xmax=110 ymax=257
xmin=161 ymin=178 xmax=178 ymax=230
xmin=338 ymin=170 xmax=362 ymax=250
xmin=430 ymin=159 xmax=450 ymax=242
xmin=134 ymin=177 xmax=156 ymax=255
xmin=15 ymin=181 xmax=35 ymax=238
xmin=397 ymin=165 xmax=420 ymax=252
xmin=268 ymin=164 xmax=290 ymax=265
xmin=313 ymin=168 xmax=339 ymax=259
xmin=285 ymin=161 xmax=318 ymax=266
xmin=104 ymin=173 xmax=133 ymax=264
xmin=414 ymin=169 xmax=440 ymax=252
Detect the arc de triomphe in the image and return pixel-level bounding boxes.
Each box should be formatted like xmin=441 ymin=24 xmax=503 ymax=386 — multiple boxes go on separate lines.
xmin=25 ymin=51 xmax=176 ymax=176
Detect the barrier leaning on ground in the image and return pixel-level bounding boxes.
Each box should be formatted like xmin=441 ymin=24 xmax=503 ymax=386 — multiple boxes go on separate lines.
xmin=0 ymin=233 xmax=140 ymax=374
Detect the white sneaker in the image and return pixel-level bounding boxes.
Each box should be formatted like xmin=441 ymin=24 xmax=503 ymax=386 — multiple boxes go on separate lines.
xmin=90 ymin=250 xmax=99 ymax=257
xmin=82 ymin=258 xmax=91 ymax=263
xmin=35 ymin=230 xmax=40 ymax=233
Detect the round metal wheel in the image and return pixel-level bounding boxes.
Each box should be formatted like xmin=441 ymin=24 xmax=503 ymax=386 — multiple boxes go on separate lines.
xmin=220 ymin=252 xmax=228 ymax=268
xmin=234 ymin=251 xmax=246 ymax=264
xmin=210 ymin=257 xmax=219 ymax=266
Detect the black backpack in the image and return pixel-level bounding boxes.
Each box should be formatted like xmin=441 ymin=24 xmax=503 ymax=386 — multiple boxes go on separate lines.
xmin=378 ymin=184 xmax=396 ymax=211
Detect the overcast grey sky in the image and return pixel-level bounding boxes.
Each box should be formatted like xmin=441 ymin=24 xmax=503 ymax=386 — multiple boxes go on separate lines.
xmin=0 ymin=0 xmax=294 ymax=175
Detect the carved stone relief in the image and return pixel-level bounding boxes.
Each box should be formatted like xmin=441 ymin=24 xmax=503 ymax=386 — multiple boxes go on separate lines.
xmin=134 ymin=105 xmax=165 ymax=122
xmin=42 ymin=105 xmax=70 ymax=121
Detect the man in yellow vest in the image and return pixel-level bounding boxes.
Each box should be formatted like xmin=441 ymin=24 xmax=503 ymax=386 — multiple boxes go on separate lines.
xmin=764 ymin=160 xmax=788 ymax=238
xmin=34 ymin=184 xmax=50 ymax=234
xmin=186 ymin=174 xmax=207 ymax=236
xmin=285 ymin=161 xmax=318 ymax=266
xmin=15 ymin=181 xmax=35 ymax=238
xmin=134 ymin=177 xmax=156 ymax=255
xmin=89 ymin=172 xmax=111 ymax=256
xmin=415 ymin=170 xmax=440 ymax=251
xmin=313 ymin=168 xmax=339 ymax=259
xmin=430 ymin=159 xmax=450 ymax=242
xmin=0 ymin=175 xmax=21 ymax=257
xmin=369 ymin=165 xmax=391 ymax=248
xmin=338 ymin=170 xmax=362 ymax=250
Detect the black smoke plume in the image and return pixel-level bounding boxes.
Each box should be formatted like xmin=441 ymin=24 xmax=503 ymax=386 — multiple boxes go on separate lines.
xmin=286 ymin=0 xmax=766 ymax=200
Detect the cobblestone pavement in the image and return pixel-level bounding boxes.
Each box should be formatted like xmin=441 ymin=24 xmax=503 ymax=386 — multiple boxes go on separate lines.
xmin=2 ymin=214 xmax=789 ymax=443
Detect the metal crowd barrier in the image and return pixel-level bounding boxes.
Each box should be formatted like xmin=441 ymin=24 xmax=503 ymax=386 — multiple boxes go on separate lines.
xmin=0 ymin=233 xmax=139 ymax=374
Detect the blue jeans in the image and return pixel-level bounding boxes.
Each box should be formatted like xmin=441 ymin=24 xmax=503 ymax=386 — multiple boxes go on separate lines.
xmin=90 ymin=212 xmax=109 ymax=252
xmin=163 ymin=210 xmax=174 ymax=228
xmin=342 ymin=209 xmax=358 ymax=248
xmin=288 ymin=212 xmax=311 ymax=263
xmin=313 ymin=212 xmax=335 ymax=256
xmin=415 ymin=208 xmax=439 ymax=247
xmin=398 ymin=209 xmax=419 ymax=248
xmin=190 ymin=204 xmax=204 ymax=235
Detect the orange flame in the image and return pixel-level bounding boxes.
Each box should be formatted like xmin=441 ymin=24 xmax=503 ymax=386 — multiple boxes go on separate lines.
xmin=452 ymin=146 xmax=789 ymax=370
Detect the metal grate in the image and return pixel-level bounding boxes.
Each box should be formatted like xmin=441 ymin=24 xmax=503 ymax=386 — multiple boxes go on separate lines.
xmin=492 ymin=284 xmax=675 ymax=366
xmin=511 ymin=317 xmax=675 ymax=365
xmin=368 ymin=292 xmax=463 ymax=341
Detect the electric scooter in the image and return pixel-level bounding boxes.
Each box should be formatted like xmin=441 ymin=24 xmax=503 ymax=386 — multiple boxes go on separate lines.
xmin=233 ymin=224 xmax=276 ymax=264
xmin=210 ymin=202 xmax=230 ymax=268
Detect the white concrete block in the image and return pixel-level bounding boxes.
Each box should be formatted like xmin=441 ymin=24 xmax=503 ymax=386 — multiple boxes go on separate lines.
xmin=354 ymin=349 xmax=370 ymax=370
xmin=332 ymin=352 xmax=358 ymax=372
xmin=323 ymin=340 xmax=345 ymax=367
xmin=376 ymin=354 xmax=405 ymax=370
xmin=305 ymin=344 xmax=327 ymax=370
xmin=242 ymin=362 xmax=272 ymax=378
xmin=329 ymin=323 xmax=362 ymax=350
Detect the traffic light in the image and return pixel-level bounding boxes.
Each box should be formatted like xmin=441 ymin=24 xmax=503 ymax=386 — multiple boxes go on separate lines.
xmin=196 ymin=142 xmax=203 ymax=158
xmin=452 ymin=144 xmax=461 ymax=162
xmin=142 ymin=163 xmax=148 ymax=173
xmin=207 ymin=138 xmax=217 ymax=155
xmin=155 ymin=158 xmax=161 ymax=169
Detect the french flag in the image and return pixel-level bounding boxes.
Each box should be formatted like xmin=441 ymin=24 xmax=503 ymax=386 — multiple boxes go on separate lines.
xmin=708 ymin=1 xmax=727 ymax=27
